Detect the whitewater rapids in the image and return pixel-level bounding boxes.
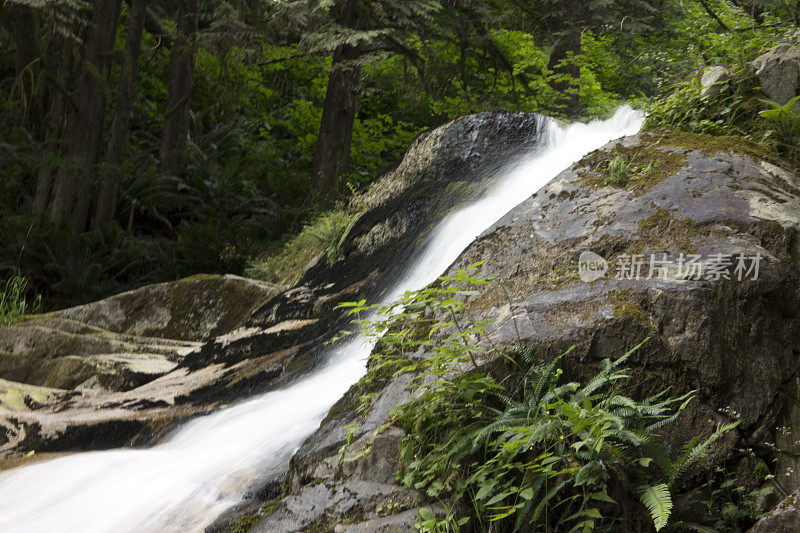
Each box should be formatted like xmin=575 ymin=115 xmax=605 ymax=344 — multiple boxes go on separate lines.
xmin=0 ymin=107 xmax=643 ymax=533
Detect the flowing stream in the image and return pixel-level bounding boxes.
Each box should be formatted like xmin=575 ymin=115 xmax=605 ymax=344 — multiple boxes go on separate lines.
xmin=0 ymin=107 xmax=643 ymax=532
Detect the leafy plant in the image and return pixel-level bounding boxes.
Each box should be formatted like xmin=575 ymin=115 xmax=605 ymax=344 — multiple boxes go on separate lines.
xmin=376 ymin=501 xmax=407 ymax=517
xmin=415 ymin=506 xmax=467 ymax=533
xmin=645 ymin=68 xmax=800 ymax=167
xmin=645 ymin=73 xmax=757 ymax=137
xmin=760 ymin=96 xmax=800 ymax=145
xmin=596 ymin=148 xmax=658 ymax=187
xmin=688 ymin=466 xmax=774 ymax=532
xmin=0 ymin=272 xmax=40 ymax=326
xmin=340 ymin=266 xmax=740 ymax=532
xmin=399 ymin=342 xmax=736 ymax=532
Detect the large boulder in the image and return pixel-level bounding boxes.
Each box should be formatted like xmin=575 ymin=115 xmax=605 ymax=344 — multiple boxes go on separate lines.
xmin=0 ymin=274 xmax=282 ymax=456
xmin=53 ymin=274 xmax=282 ymax=342
xmin=0 ymin=274 xmax=279 ymax=393
xmin=700 ymin=65 xmax=731 ymax=96
xmin=450 ymin=130 xmax=800 ymax=492
xmin=186 ymin=111 xmax=544 ymax=371
xmin=752 ymin=43 xmax=800 ymax=112
xmin=252 ymin=130 xmax=800 ymax=531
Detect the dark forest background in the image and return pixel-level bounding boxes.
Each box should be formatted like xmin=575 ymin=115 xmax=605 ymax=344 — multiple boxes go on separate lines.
xmin=0 ymin=0 xmax=797 ymax=309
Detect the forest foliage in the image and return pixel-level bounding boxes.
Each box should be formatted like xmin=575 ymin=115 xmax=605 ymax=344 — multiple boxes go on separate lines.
xmin=0 ymin=0 xmax=798 ymax=308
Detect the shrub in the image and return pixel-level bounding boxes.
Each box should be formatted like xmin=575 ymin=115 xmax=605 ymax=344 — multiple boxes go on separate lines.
xmin=645 ymin=70 xmax=800 ymax=167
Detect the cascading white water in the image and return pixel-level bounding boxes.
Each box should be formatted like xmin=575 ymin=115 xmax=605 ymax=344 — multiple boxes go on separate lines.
xmin=0 ymin=107 xmax=643 ymax=533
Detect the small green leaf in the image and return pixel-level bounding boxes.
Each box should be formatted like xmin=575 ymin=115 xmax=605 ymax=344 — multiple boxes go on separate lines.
xmin=418 ymin=507 xmax=435 ymax=521
xmin=590 ymin=490 xmax=615 ymax=503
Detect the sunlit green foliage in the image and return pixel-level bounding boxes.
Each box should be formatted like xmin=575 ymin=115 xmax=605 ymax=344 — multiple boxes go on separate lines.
xmin=0 ymin=272 xmax=39 ymax=326
xmin=645 ymin=70 xmax=800 ymax=166
xmin=0 ymin=0 xmax=797 ymax=307
xmin=245 ymin=207 xmax=364 ymax=286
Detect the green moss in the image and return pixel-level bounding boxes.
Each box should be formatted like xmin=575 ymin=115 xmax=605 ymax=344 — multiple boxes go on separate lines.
xmin=304 ymin=507 xmax=365 ymax=533
xmin=43 ymin=357 xmax=99 ymax=390
xmin=578 ymin=144 xmax=688 ymax=194
xmin=227 ymin=485 xmax=288 ymax=533
xmin=608 ymin=289 xmax=652 ymax=326
xmin=522 ymin=260 xmax=579 ymax=292
xmin=245 ymin=208 xmax=365 ymax=286
xmin=468 ymin=253 xmax=580 ymax=315
xmin=230 ymin=513 xmax=261 ymax=533
xmin=180 ymin=273 xmax=221 ymax=282
xmin=653 ymin=130 xmax=781 ymax=165
xmin=0 ymin=379 xmax=66 ymax=411
xmin=635 ymin=206 xmax=713 ymax=253
xmin=592 ymin=206 xmax=723 ymax=280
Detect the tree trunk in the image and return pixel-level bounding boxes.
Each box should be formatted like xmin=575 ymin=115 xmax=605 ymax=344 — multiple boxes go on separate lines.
xmin=33 ymin=30 xmax=73 ymax=219
xmin=5 ymin=3 xmax=41 ymax=131
xmin=48 ymin=0 xmax=122 ymax=229
xmin=548 ymin=25 xmax=581 ymax=118
xmin=309 ymin=0 xmax=360 ymax=206
xmin=310 ymin=46 xmax=361 ymax=205
xmin=124 ymin=0 xmax=173 ymax=46
xmin=158 ymin=0 xmax=199 ymax=177
xmin=95 ymin=0 xmax=148 ymax=228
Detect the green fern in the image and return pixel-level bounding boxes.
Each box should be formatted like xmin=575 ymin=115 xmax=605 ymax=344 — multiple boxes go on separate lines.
xmin=343 ymin=276 xmax=740 ymax=532
xmin=668 ymin=421 xmax=740 ymax=486
xmin=638 ymin=483 xmax=672 ymax=531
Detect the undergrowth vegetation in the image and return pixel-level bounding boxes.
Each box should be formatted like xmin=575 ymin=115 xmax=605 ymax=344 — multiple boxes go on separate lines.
xmin=645 ymin=68 xmax=800 ymax=167
xmin=593 ymin=148 xmax=659 ymax=188
xmin=245 ymin=207 xmax=364 ymax=286
xmin=337 ymin=265 xmax=757 ymax=532
xmin=2 ymin=0 xmax=796 ymax=309
xmin=0 ymin=272 xmax=39 ymax=326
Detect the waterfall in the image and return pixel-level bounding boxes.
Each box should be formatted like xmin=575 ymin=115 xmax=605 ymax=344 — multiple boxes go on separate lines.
xmin=0 ymin=107 xmax=643 ymax=533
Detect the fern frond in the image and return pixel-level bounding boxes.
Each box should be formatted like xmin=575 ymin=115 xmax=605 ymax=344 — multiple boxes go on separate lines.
xmin=639 ymin=483 xmax=672 ymax=531
xmin=670 ymin=421 xmax=739 ymax=486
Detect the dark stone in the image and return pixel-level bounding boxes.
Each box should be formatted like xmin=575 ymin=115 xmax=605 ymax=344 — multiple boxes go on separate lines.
xmin=751 ymin=488 xmax=800 ymax=532
xmin=257 ymin=130 xmax=800 ymax=531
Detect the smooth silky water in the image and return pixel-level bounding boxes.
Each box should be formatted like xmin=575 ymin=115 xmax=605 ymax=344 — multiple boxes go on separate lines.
xmin=0 ymin=107 xmax=643 ymax=533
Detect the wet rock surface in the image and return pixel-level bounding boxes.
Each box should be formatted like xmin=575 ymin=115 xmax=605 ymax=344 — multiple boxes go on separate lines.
xmin=0 ymin=112 xmax=542 ymax=458
xmin=751 ymin=487 xmax=800 ymax=532
xmin=450 ymin=131 xmax=800 ymax=496
xmin=6 ymin=110 xmax=800 ymax=530
xmin=252 ymin=130 xmax=800 ymax=531
xmin=0 ymin=274 xmax=282 ymax=456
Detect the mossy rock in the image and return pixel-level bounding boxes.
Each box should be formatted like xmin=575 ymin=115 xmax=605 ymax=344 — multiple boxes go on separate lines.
xmin=52 ymin=274 xmax=281 ymax=342
xmin=265 ymin=128 xmax=800 ymax=532
xmin=0 ymin=274 xmax=279 ymax=395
